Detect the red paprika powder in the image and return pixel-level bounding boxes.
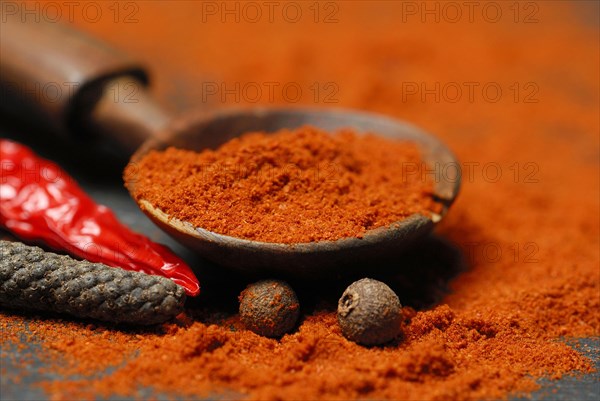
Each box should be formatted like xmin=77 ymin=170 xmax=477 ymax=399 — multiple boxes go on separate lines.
xmin=128 ymin=126 xmax=440 ymax=243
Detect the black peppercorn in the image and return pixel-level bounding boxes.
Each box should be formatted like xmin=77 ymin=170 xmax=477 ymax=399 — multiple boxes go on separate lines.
xmin=337 ymin=278 xmax=402 ymax=346
xmin=239 ymin=279 xmax=300 ymax=338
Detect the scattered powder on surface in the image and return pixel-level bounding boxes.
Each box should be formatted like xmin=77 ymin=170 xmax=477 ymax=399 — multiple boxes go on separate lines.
xmin=2 ymin=277 xmax=597 ymax=401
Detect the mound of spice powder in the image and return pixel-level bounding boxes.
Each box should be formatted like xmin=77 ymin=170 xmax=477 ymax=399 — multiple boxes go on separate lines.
xmin=127 ymin=126 xmax=440 ymax=243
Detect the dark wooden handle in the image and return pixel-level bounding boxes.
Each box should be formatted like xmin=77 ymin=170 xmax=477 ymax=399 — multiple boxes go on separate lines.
xmin=0 ymin=13 xmax=171 ymax=153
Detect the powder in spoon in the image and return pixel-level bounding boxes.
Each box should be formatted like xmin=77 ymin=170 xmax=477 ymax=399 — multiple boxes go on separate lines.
xmin=126 ymin=126 xmax=441 ymax=243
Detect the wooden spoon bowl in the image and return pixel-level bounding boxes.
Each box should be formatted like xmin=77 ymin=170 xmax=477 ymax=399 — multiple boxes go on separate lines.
xmin=126 ymin=108 xmax=460 ymax=277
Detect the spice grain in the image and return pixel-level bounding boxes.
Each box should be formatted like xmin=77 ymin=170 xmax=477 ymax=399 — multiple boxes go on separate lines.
xmin=239 ymin=279 xmax=300 ymax=338
xmin=338 ymin=278 xmax=402 ymax=345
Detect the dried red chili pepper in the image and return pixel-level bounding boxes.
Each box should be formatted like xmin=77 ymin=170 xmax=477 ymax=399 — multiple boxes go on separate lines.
xmin=0 ymin=139 xmax=200 ymax=297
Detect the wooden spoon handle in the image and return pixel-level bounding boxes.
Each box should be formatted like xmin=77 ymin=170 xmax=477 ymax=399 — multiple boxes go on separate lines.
xmin=0 ymin=12 xmax=170 ymax=153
